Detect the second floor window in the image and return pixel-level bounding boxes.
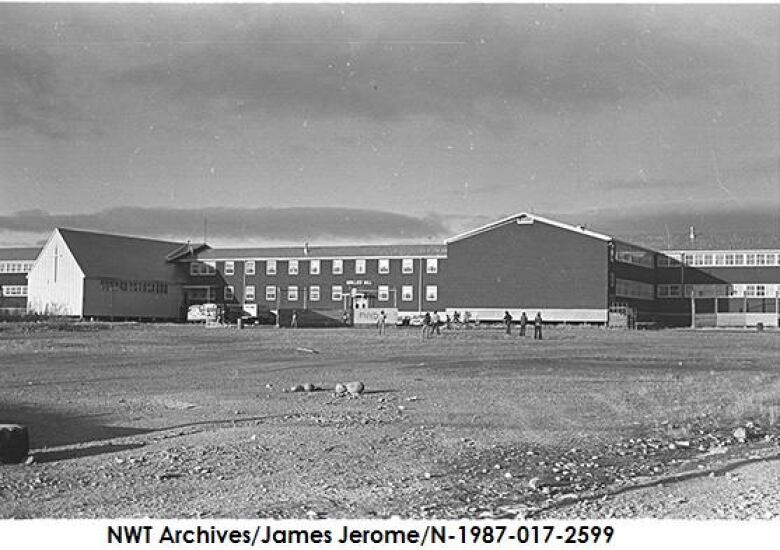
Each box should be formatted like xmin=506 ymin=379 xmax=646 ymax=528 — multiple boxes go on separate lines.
xmin=378 ymin=259 xmax=390 ymax=274
xmin=224 ymin=261 xmax=234 ymax=276
xmin=288 ymin=259 xmax=299 ymax=275
xmin=332 ymin=260 xmax=343 ymax=275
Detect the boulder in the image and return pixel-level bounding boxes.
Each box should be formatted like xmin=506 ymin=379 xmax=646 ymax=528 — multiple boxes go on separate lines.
xmin=346 ymin=381 xmax=365 ymax=395
xmin=0 ymin=424 xmax=29 ymax=464
xmin=302 ymin=383 xmax=316 ymax=392
xmin=334 ymin=383 xmax=347 ymax=394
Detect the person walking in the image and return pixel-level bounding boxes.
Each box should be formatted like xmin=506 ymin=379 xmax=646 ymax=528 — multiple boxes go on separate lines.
xmin=503 ymin=310 xmax=513 ymax=335
xmin=533 ymin=311 xmax=543 ymax=340
xmin=519 ymin=311 xmax=528 ymax=337
xmin=290 ymin=309 xmax=298 ymax=329
xmin=377 ymin=310 xmax=387 ymax=335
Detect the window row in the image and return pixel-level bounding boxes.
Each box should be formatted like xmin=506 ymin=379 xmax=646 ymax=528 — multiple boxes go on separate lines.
xmin=614 ymin=278 xmax=655 ymax=300
xmin=99 ymin=279 xmax=169 ymax=294
xmin=0 ymin=261 xmax=34 ymax=274
xmin=214 ymin=258 xmax=439 ymax=276
xmin=230 ymin=284 xmax=438 ymax=303
xmin=1 ymin=285 xmax=28 ymax=297
xmin=658 ymin=252 xmax=780 ymax=268
xmin=613 ymin=243 xmax=654 ymax=269
xmin=657 ymin=283 xmax=780 ymax=299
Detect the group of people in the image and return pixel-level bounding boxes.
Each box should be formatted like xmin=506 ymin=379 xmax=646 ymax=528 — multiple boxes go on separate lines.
xmin=503 ymin=310 xmax=544 ymax=339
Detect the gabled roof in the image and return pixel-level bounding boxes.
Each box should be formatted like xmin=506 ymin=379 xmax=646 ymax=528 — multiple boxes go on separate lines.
xmin=445 ymin=212 xmax=613 ymax=244
xmin=0 ymin=247 xmax=41 ymax=261
xmin=197 ymin=243 xmax=448 ymax=261
xmin=56 ymin=228 xmax=189 ymax=282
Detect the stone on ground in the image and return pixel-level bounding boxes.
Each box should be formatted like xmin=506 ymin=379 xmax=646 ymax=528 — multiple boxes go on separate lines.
xmin=0 ymin=424 xmax=29 ymax=464
xmin=346 ymin=381 xmax=365 ymax=395
xmin=334 ymin=383 xmax=347 ymax=394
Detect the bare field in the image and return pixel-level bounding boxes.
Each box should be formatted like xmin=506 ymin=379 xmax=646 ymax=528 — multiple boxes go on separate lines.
xmin=1 ymin=324 xmax=779 ymax=518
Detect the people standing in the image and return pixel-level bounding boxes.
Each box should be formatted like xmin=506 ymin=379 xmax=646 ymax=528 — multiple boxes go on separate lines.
xmin=377 ymin=310 xmax=387 ymax=335
xmin=534 ymin=311 xmax=543 ymax=340
xmin=291 ymin=309 xmax=298 ymax=328
xmin=503 ymin=310 xmax=513 ymax=335
xmin=432 ymin=310 xmax=441 ymax=336
xmin=422 ymin=311 xmax=432 ymax=340
xmin=519 ymin=311 xmax=527 ymax=336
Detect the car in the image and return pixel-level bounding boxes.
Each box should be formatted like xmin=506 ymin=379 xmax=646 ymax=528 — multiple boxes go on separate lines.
xmin=396 ymin=314 xmax=425 ymax=327
xmin=242 ymin=310 xmax=277 ymax=326
xmin=186 ymin=303 xmax=219 ymax=323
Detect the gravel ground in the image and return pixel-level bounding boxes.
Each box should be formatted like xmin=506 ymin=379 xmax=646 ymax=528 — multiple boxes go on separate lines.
xmin=1 ymin=323 xmax=778 ymax=519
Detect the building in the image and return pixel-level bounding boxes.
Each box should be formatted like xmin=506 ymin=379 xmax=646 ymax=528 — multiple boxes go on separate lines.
xmin=0 ymin=247 xmax=39 ymax=318
xmin=656 ymin=248 xmax=780 ymax=328
xmin=188 ymin=243 xmax=447 ymax=325
xmin=4 ymin=213 xmax=779 ymax=327
xmin=26 ymin=228 xmax=207 ymax=320
xmin=439 ymin=213 xmax=659 ymax=324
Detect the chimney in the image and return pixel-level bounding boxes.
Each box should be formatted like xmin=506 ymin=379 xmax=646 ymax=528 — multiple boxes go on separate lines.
xmin=303 ymin=242 xmax=309 ymax=256
xmin=689 ymin=226 xmax=696 ymax=241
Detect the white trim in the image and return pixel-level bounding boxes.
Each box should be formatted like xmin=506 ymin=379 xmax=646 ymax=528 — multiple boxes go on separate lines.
xmin=445 ymin=212 xmax=612 ymax=244
xmin=444 ymin=307 xmax=609 ymax=323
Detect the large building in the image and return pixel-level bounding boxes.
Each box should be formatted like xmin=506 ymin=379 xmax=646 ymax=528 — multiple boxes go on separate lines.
xmin=0 ymin=247 xmax=39 ymax=318
xmin=2 ymin=212 xmax=778 ymax=327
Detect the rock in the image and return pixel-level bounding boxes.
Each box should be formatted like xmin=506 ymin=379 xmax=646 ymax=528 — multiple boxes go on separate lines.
xmin=334 ymin=383 xmax=347 ymax=394
xmin=733 ymin=427 xmax=748 ymax=443
xmin=290 ymin=385 xmax=305 ymax=393
xmin=0 ymin=424 xmax=29 ymax=464
xmin=346 ymin=381 xmax=365 ymax=395
xmin=302 ymin=383 xmax=316 ymax=392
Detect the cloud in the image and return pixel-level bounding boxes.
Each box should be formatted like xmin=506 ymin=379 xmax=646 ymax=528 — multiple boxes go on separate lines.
xmin=0 ymin=207 xmax=451 ymax=245
xmin=103 ymin=4 xmax=775 ymax=128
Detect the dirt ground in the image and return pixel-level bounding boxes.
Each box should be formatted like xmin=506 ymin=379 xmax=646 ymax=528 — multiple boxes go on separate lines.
xmin=0 ymin=323 xmax=778 ymax=519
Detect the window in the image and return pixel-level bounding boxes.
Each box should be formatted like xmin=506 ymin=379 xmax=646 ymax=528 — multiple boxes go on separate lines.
xmin=756 ymin=254 xmax=766 ymax=266
xmin=402 ymin=285 xmax=413 ymax=302
xmin=332 ymin=285 xmax=343 ymax=301
xmin=746 ymin=254 xmax=756 ymax=266
xmin=615 ymin=279 xmax=654 ymax=300
xmin=402 ymin=258 xmax=414 ymax=274
xmin=309 ymin=259 xmax=320 ymax=275
xmin=332 ymin=260 xmax=343 ymax=275
xmin=266 ymin=260 xmax=277 ymax=275
xmin=725 ymin=254 xmax=735 ymax=266
xmin=355 ymin=259 xmax=366 ymax=274
xmin=245 ymin=260 xmax=255 ymax=275
xmin=224 ymin=261 xmax=235 ymax=276
xmin=693 ymin=254 xmax=703 ymax=266
xmin=309 ymin=286 xmax=320 ymax=302
xmin=1 ymin=285 xmax=27 ymax=297
xmin=426 ymin=258 xmax=438 ymax=274
xmin=265 ymin=286 xmax=277 ymax=301
xmin=245 ymin=285 xmax=255 ymax=301
xmin=425 ymin=285 xmax=438 ymax=301
xmin=287 ymin=286 xmax=299 ymax=301
xmin=703 ymin=254 xmax=713 ymax=265
xmin=734 ymin=254 xmax=744 ymax=265
xmin=378 ymin=285 xmax=390 ymax=301
xmin=756 ymin=285 xmax=766 ymax=297
xmin=224 ymin=285 xmax=235 ymax=301
xmin=190 ymin=262 xmax=215 ymax=276
xmin=683 ymin=253 xmax=694 ymax=265
xmin=714 ymin=254 xmax=724 ymax=266
xmin=767 ymin=254 xmax=777 ymax=265
xmin=288 ymin=259 xmax=299 ymax=275
xmin=0 ymin=262 xmax=33 ymax=273
xmin=378 ymin=259 xmax=390 ymax=274
xmin=657 ymin=284 xmax=682 ymax=299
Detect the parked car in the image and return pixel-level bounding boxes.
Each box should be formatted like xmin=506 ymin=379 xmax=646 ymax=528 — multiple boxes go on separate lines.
xmin=243 ymin=310 xmax=277 ymax=326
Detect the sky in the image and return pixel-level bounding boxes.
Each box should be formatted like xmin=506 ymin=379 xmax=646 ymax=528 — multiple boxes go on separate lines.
xmin=0 ymin=3 xmax=778 ymax=248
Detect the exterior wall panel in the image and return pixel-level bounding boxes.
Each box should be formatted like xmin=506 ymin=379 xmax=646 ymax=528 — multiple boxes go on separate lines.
xmin=26 ymin=231 xmax=85 ymax=316
xmin=441 ymin=220 xmax=609 ymax=320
